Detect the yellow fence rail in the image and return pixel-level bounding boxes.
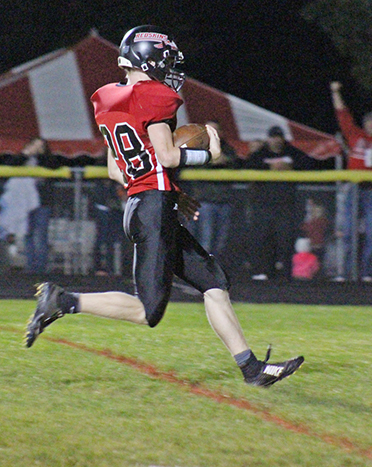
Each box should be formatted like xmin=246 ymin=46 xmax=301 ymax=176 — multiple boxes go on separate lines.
xmin=2 ymin=165 xmax=372 ymax=183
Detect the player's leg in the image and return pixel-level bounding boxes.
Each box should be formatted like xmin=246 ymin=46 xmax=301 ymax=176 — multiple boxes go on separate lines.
xmin=25 ymin=281 xmax=147 ymax=348
xmin=174 ymin=224 xmax=304 ymax=386
xmin=26 ymin=190 xmax=183 ymax=347
xmin=203 ymin=288 xmax=248 ymax=355
xmin=80 ymin=191 xmax=178 ymax=326
xmin=78 ymin=291 xmax=146 ymax=323
xmin=173 ymin=225 xmax=248 ymax=354
xmin=124 ymin=190 xmax=180 ymax=327
xmin=203 ymin=287 xmax=303 ymax=385
xmin=79 ymin=190 xmax=176 ymax=324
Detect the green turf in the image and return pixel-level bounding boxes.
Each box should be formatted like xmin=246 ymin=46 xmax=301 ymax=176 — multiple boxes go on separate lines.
xmin=1 ymin=299 xmax=372 ymax=466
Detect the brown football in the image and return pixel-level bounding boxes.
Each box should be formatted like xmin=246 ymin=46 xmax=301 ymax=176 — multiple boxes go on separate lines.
xmin=173 ymin=123 xmax=210 ymax=149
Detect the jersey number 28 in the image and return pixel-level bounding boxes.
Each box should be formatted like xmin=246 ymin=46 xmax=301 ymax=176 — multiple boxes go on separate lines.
xmin=99 ymin=123 xmax=153 ymax=179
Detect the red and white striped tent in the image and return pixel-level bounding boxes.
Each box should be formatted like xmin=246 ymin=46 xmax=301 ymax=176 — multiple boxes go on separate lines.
xmin=0 ymin=31 xmax=340 ymax=159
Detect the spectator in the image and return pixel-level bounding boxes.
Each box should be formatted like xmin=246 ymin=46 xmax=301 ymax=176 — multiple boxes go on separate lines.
xmin=0 ymin=222 xmax=12 ymax=271
xmin=0 ymin=139 xmax=109 ymax=273
xmin=92 ymin=179 xmax=129 ymax=276
xmin=300 ymin=198 xmax=329 ymax=272
xmin=186 ymin=120 xmax=243 ymax=262
xmin=247 ymin=139 xmax=265 ymax=156
xmin=0 ymin=137 xmax=67 ymax=273
xmin=21 ymin=138 xmax=56 ymax=274
xmin=330 ymin=81 xmax=372 ymax=281
xmin=292 ymin=237 xmax=320 ymax=280
xmin=0 ymin=176 xmax=40 ymax=268
xmin=241 ymin=125 xmax=320 ymax=280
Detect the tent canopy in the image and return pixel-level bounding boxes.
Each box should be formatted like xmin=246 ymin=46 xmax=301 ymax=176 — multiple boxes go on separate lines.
xmin=0 ymin=31 xmax=340 ymax=159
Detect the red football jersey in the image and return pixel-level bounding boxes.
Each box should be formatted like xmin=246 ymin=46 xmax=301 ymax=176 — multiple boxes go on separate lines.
xmin=336 ymin=108 xmax=372 ymax=170
xmin=91 ymin=80 xmax=183 ymax=195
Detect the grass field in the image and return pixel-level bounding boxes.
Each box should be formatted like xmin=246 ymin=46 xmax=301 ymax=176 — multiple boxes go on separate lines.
xmin=1 ymin=298 xmax=372 ymax=467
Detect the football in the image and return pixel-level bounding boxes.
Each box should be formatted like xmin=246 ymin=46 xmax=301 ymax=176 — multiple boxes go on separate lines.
xmin=173 ymin=123 xmax=210 ymax=149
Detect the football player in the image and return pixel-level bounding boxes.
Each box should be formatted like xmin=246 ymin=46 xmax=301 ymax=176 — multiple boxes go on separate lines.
xmin=25 ymin=25 xmax=304 ymax=387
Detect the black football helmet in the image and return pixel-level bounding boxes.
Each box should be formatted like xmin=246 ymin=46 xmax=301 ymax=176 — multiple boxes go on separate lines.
xmin=118 ymin=25 xmax=185 ymax=92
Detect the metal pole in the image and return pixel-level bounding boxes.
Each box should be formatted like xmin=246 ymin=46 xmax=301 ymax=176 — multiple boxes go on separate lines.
xmin=350 ymin=183 xmax=360 ymax=281
xmin=334 ymin=155 xmax=346 ymax=279
xmin=334 ymin=182 xmax=345 ymax=279
xmin=71 ymin=168 xmax=84 ymax=274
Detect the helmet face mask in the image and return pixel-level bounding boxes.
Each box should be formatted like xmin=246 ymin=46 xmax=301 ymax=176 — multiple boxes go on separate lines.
xmin=118 ymin=25 xmax=185 ymax=92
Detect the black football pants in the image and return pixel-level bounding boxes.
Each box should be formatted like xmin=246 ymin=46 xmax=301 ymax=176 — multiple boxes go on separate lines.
xmin=123 ymin=190 xmax=229 ymax=327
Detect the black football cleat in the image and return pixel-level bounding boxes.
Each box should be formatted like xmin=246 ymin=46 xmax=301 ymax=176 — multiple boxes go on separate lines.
xmin=243 ymin=346 xmax=304 ymax=387
xmin=25 ymin=282 xmax=66 ymax=348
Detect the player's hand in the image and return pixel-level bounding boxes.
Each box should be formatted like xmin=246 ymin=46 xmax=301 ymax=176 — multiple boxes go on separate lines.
xmin=330 ymin=81 xmax=342 ymax=93
xmin=206 ymin=124 xmax=222 ymax=162
xmin=178 ymin=191 xmax=200 ymax=221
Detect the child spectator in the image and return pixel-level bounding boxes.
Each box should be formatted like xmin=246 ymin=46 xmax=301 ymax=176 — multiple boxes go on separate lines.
xmin=292 ymin=237 xmax=320 ymax=280
xmin=301 ymin=198 xmax=329 ymax=268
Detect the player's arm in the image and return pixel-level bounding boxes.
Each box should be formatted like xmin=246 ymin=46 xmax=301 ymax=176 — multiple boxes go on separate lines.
xmin=329 ymin=81 xmax=362 ymax=139
xmin=330 ymin=81 xmax=345 ymax=110
xmin=147 ymin=122 xmax=181 ymax=167
xmin=107 ymin=148 xmax=126 ymax=186
xmin=148 ymin=122 xmax=222 ymax=168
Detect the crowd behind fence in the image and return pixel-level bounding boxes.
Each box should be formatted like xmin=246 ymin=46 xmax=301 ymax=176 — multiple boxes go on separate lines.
xmin=1 ymin=166 xmax=372 ymax=282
